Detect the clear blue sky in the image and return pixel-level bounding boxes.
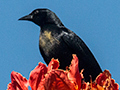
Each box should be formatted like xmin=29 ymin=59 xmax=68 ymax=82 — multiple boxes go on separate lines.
xmin=1 ymin=1 xmax=120 ymax=89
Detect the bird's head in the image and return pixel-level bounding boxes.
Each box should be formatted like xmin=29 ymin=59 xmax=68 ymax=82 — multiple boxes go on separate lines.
xmin=19 ymin=8 xmax=64 ymax=27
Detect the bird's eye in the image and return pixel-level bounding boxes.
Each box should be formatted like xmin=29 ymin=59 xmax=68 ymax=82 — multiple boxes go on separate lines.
xmin=35 ymin=10 xmax=39 ymax=14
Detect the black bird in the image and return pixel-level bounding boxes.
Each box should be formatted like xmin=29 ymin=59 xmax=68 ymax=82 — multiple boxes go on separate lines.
xmin=19 ymin=8 xmax=102 ymax=82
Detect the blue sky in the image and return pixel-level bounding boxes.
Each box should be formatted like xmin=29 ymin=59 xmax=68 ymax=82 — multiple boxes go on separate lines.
xmin=1 ymin=1 xmax=120 ymax=89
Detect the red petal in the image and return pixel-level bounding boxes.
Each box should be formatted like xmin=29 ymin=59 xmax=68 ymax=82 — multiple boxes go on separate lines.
xmin=43 ymin=70 xmax=76 ymax=90
xmin=29 ymin=62 xmax=47 ymax=90
xmin=111 ymin=79 xmax=119 ymax=90
xmin=96 ymin=70 xmax=111 ymax=86
xmin=7 ymin=83 xmax=12 ymax=90
xmin=95 ymin=70 xmax=119 ymax=90
xmin=81 ymin=81 xmax=89 ymax=89
xmin=68 ymin=54 xmax=83 ymax=90
xmin=7 ymin=71 xmax=28 ymax=90
xmin=48 ymin=58 xmax=59 ymax=72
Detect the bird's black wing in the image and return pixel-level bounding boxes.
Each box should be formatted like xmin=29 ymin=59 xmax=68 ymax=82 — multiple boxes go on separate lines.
xmin=62 ymin=31 xmax=97 ymax=64
xmin=61 ymin=29 xmax=102 ymax=81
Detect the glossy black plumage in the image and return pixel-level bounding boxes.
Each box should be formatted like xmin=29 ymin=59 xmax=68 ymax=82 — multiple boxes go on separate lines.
xmin=19 ymin=8 xmax=102 ymax=82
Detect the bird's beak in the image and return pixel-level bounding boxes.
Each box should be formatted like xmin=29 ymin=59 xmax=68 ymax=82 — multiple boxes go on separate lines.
xmin=18 ymin=14 xmax=33 ymax=21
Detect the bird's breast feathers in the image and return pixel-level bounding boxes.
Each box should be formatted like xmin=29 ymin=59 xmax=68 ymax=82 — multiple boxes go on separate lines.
xmin=39 ymin=30 xmax=60 ymax=54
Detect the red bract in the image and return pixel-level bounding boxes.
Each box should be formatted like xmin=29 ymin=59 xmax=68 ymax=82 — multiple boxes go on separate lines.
xmin=7 ymin=71 xmax=28 ymax=90
xmin=29 ymin=55 xmax=82 ymax=90
xmin=68 ymin=54 xmax=83 ymax=90
xmin=29 ymin=62 xmax=47 ymax=90
xmin=47 ymin=58 xmax=59 ymax=71
xmin=7 ymin=54 xmax=119 ymax=90
xmin=96 ymin=70 xmax=111 ymax=86
xmin=43 ymin=70 xmax=76 ymax=90
xmin=95 ymin=70 xmax=119 ymax=90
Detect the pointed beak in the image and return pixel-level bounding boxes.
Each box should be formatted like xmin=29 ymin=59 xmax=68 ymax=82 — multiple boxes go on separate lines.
xmin=18 ymin=14 xmax=33 ymax=21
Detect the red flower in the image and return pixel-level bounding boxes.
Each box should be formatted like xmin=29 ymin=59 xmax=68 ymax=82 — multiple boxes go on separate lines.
xmin=7 ymin=71 xmax=28 ymax=90
xmin=95 ymin=70 xmax=119 ymax=90
xmin=7 ymin=54 xmax=119 ymax=90
xmin=28 ymin=54 xmax=83 ymax=90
